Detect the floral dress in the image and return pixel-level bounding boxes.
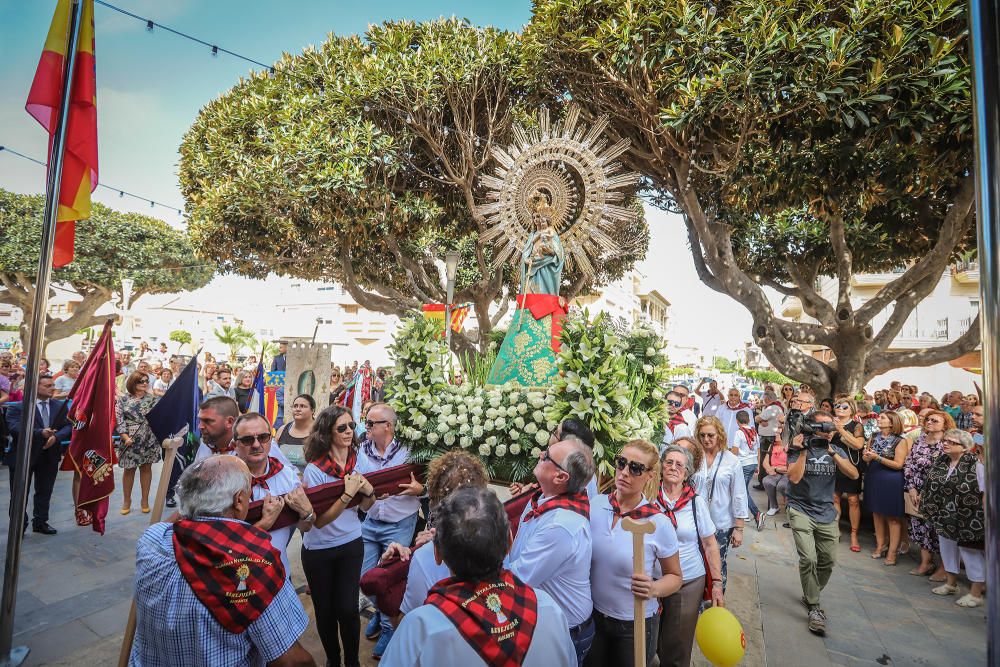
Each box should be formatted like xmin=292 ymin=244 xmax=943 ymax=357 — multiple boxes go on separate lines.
xmin=903 ymin=434 xmax=944 ymax=552
xmin=114 ymin=392 xmax=161 ymax=469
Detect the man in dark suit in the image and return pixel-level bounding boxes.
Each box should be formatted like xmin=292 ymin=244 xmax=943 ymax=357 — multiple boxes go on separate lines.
xmin=4 ymin=374 xmax=72 ymax=535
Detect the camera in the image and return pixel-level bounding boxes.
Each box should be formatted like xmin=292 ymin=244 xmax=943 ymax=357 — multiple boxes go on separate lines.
xmin=786 ymin=410 xmax=835 ymax=449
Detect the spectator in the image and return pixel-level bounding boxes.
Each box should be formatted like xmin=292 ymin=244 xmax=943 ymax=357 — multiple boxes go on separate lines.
xmin=762 ymin=435 xmax=789 ymax=516
xmin=153 ymin=342 xmax=170 ymax=366
xmin=754 ymin=390 xmax=784 ymax=489
xmin=904 ymin=409 xmax=954 ymax=579
xmin=672 ymin=435 xmax=706 ymax=492
xmin=693 ymin=416 xmax=748 ymax=593
xmin=275 ymin=393 xmax=316 ymax=469
xmin=201 ymin=361 xmax=217 ymax=394
xmin=830 ymin=399 xmax=864 ymax=553
xmin=233 ymin=369 xmax=254 ymax=412
xmin=270 ymin=341 xmax=288 ymax=372
xmin=114 ymin=371 xmax=161 ymax=515
xmin=152 ymin=368 xmax=173 ymax=398
xmin=956 ymin=394 xmax=977 ymax=431
xmin=818 ymin=398 xmax=834 ymax=413
xmin=786 ymin=410 xmax=859 ymax=636
xmin=918 ymin=393 xmax=940 ymax=412
xmin=381 ymin=487 xmax=576 ymax=667
xmin=672 ymin=384 xmax=699 ymax=426
xmin=51 ymin=360 xmax=79 ymax=399
xmin=694 ymin=378 xmax=723 ymax=417
xmin=205 ymin=367 xmax=236 ymax=400
xmin=901 ymin=385 xmax=918 ymax=409
xmin=587 ymin=439 xmax=682 ymax=666
xmin=662 ymin=390 xmax=694 ymax=447
xmin=129 ymin=456 xmax=314 ymax=667
xmin=0 ymin=358 xmax=11 ymax=406
xmin=329 ymin=367 xmax=346 ymax=405
xmin=731 ymin=411 xmax=763 ymax=530
xmin=302 ymin=405 xmax=376 ymax=667
xmin=779 ymin=383 xmax=795 ymax=410
xmin=37 ymin=357 xmax=51 ymax=375
xmin=136 ymin=341 xmax=152 ymax=362
xmin=921 ymin=429 xmax=986 ymax=607
xmin=136 ymin=359 xmax=155 ymax=386
xmin=942 ymin=391 xmax=963 ymax=420
xmin=656 ymin=444 xmax=724 ymax=667
xmin=885 ymin=390 xmax=903 ymax=411
xmin=715 ymin=388 xmax=753 ymax=445
xmin=862 ymin=412 xmax=910 ymax=565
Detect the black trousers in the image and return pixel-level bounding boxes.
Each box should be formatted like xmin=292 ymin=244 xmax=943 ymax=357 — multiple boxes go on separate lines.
xmin=301 ymin=537 xmax=364 ymax=667
xmin=7 ymin=443 xmax=61 ymax=526
xmin=584 ymin=609 xmax=658 ymax=667
xmin=758 ymin=436 xmax=776 ymax=484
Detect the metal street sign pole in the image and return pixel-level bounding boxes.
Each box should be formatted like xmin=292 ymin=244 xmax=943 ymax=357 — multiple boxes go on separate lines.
xmin=967 ymin=0 xmax=1000 ymax=663
xmin=0 ymin=1 xmax=85 ymax=664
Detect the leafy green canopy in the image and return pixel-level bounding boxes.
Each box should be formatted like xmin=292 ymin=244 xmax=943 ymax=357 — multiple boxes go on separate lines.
xmin=179 ymin=18 xmax=647 ymax=344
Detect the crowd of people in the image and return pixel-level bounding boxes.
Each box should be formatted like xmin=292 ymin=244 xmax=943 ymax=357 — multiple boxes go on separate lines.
xmin=0 ymin=344 xmax=989 ymax=666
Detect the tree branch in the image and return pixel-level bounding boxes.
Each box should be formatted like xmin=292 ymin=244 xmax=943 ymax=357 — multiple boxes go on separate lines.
xmin=869 ymin=271 xmax=942 ymax=352
xmin=826 ymin=212 xmax=854 ymax=320
xmin=784 ymin=259 xmax=837 ymax=326
xmin=864 ymin=313 xmax=981 ymax=378
xmin=684 ymin=216 xmax=725 ymax=294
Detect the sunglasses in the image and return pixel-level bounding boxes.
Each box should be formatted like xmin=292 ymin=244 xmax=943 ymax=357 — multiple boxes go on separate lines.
xmin=365 ymin=419 xmax=389 ymax=428
xmin=137 ymin=379 xmax=149 ymax=384
xmin=666 ymin=400 xmax=682 ymax=407
xmin=235 ymin=432 xmax=271 ymax=446
xmin=336 ymin=422 xmax=357 ymax=434
xmin=835 ymin=403 xmax=851 ymax=410
xmin=614 ymin=456 xmax=649 ymax=477
xmin=542 ymin=450 xmax=567 ymax=472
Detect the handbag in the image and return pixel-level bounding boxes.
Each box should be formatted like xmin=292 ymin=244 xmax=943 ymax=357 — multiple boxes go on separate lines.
xmin=903 ymin=491 xmax=922 ymax=519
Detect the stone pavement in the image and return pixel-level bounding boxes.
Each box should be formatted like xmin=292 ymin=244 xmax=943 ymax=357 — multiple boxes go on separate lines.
xmin=0 ymin=463 xmax=987 ymax=666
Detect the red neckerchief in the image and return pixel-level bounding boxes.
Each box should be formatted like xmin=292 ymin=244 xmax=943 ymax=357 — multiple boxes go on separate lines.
xmin=727 ymin=401 xmax=751 ymax=411
xmin=314 ymin=449 xmax=357 ymax=479
xmin=607 ymin=492 xmax=662 ymax=528
xmin=682 ymin=396 xmax=696 ymax=412
xmin=251 ymin=457 xmax=284 ymax=491
xmin=737 ymin=425 xmax=757 ymax=452
xmin=667 ymin=412 xmax=687 ymax=433
xmin=765 ymin=400 xmax=784 ymax=412
xmin=172 ymin=519 xmax=285 ymax=633
xmin=657 ymin=484 xmax=697 ymax=528
xmin=522 ymin=490 xmax=589 ymax=523
xmin=211 ymin=440 xmax=236 ymax=455
xmin=425 ymin=570 xmax=537 ymax=667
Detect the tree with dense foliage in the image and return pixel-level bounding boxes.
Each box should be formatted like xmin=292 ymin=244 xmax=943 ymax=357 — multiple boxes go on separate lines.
xmin=527 ymin=0 xmax=976 ymax=396
xmin=169 ymin=329 xmax=192 ymax=351
xmin=179 ymin=18 xmax=648 ymax=358
xmin=213 ymin=324 xmax=256 ymax=361
xmin=0 ymin=189 xmax=214 ymax=349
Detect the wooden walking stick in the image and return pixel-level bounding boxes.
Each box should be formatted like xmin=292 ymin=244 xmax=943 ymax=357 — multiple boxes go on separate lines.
xmin=621 ymin=517 xmax=656 ymax=667
xmin=117 ymin=436 xmax=181 ymax=667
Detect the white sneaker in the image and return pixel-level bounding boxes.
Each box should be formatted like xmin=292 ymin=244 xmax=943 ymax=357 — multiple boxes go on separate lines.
xmin=766 ymin=507 xmax=779 ymax=516
xmin=359 ymin=592 xmax=374 ymax=613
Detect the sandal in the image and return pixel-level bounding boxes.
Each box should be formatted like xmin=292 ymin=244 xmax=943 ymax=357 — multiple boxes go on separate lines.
xmin=850 ymin=530 xmax=861 ymax=553
xmin=884 ymin=558 xmax=898 ymax=566
xmin=120 ymin=505 xmax=131 ymax=516
xmin=932 ymin=583 xmax=958 ymax=596
xmin=871 ymin=547 xmax=888 ymax=559
xmin=898 ymin=541 xmax=911 ymax=555
xmin=956 ymin=594 xmax=984 ymax=608
xmin=909 ymin=567 xmax=934 ymax=576
xmin=75 ymin=508 xmax=93 ymax=526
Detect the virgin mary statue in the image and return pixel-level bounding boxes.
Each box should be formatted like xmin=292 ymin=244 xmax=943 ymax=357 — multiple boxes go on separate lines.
xmin=485 ymin=191 xmax=569 ymax=387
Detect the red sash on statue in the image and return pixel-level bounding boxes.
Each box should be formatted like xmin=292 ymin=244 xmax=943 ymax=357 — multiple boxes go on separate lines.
xmin=313 ymin=449 xmax=357 ymax=479
xmin=514 ymin=293 xmax=569 ymax=352
xmin=250 ymin=457 xmax=285 ymax=491
xmin=172 ymin=519 xmax=285 ymax=633
xmin=425 ymin=570 xmax=538 ymax=667
xmin=521 ymin=490 xmax=590 ymax=523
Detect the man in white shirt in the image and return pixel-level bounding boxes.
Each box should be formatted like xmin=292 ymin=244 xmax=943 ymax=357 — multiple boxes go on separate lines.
xmin=715 ymin=388 xmax=754 ymax=444
xmin=671 ymin=384 xmax=700 ymax=426
xmin=382 ymin=486 xmax=575 ymax=667
xmin=358 ymin=402 xmax=425 ymax=659
xmin=507 ymin=439 xmax=595 ymax=666
xmin=232 ymin=412 xmax=315 ymax=577
xmin=662 ymin=390 xmax=694 ymax=448
xmin=695 ymin=378 xmax=724 ymax=417
xmin=153 ymin=342 xmax=171 ymax=366
xmin=193 ymin=396 xmax=292 ymax=467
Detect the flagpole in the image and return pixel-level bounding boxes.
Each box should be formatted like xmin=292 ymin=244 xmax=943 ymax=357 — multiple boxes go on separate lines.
xmin=0 ymin=1 xmax=85 ymax=664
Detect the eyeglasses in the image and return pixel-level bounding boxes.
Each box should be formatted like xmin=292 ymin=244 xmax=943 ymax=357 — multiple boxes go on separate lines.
xmin=925 ymin=417 xmax=943 ymax=424
xmin=614 ymin=456 xmax=649 ymax=476
xmin=662 ymin=459 xmax=687 ymax=469
xmin=541 ymin=450 xmax=567 ymax=472
xmin=943 ymin=439 xmax=964 ymax=446
xmin=235 ymin=432 xmax=271 ymax=446
xmin=666 ymin=400 xmax=682 ymax=407
xmin=365 ymin=419 xmax=389 ymax=428
xmin=336 ymin=422 xmax=357 ymax=434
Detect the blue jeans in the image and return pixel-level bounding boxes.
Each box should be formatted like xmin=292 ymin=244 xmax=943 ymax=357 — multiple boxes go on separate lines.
xmin=570 ymin=615 xmax=595 ymax=666
xmin=361 ymin=512 xmax=419 ymax=633
xmin=742 ymin=464 xmax=760 ymax=518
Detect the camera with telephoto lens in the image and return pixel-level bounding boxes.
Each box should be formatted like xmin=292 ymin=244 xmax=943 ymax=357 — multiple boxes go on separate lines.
xmin=786 ymin=410 xmax=836 ymax=449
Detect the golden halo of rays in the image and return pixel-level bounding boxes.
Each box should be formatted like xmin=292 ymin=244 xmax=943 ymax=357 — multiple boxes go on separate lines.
xmin=476 ymin=104 xmax=640 ymax=278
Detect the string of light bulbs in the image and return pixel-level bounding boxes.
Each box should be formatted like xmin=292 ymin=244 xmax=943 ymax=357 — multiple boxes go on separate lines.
xmin=0 ymin=145 xmax=185 ymax=215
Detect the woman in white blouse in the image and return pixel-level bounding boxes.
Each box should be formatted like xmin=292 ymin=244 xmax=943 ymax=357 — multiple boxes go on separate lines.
xmin=586 ymin=439 xmax=682 ymax=667
xmin=693 ymin=415 xmax=748 ymax=593
xmin=656 ymin=445 xmax=724 ymax=667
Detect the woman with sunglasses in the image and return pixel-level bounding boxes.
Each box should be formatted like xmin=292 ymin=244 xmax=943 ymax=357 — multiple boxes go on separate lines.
xmin=862 ymin=412 xmax=909 ymax=564
xmin=692 ymin=416 xmax=748 ymax=593
xmin=904 ymin=409 xmax=955 ymax=578
xmin=587 ymin=440 xmax=682 ymax=667
xmin=779 ymin=384 xmax=795 ymax=410
xmin=920 ymin=429 xmax=986 ymax=606
xmin=830 ymin=398 xmax=865 ymax=552
xmin=656 ymin=445 xmax=723 ymax=667
xmin=114 ymin=371 xmax=161 ymax=515
xmin=301 ymin=405 xmax=376 ymax=667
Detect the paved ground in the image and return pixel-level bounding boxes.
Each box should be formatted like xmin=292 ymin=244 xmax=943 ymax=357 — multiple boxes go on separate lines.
xmin=0 ymin=463 xmax=987 ymax=666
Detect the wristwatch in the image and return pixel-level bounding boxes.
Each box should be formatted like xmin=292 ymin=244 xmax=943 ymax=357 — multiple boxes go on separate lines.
xmin=302 ymin=511 xmax=315 ymax=523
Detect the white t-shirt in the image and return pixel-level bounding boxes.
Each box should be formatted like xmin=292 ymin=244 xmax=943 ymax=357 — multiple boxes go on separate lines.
xmin=505 ymin=496 xmax=593 ymax=628
xmin=658 ymin=492 xmax=715 ymax=582
xmin=249 ymin=460 xmax=301 ymax=577
xmin=400 ymin=544 xmax=451 ymax=615
xmin=589 ymin=494 xmax=679 ymax=620
xmin=301 ymin=459 xmax=370 ymax=550
xmin=152 ymin=378 xmax=172 ymax=393
xmin=381 ymin=587 xmax=575 ymax=667
xmin=53 ymin=374 xmax=75 ymax=394
xmin=699 ymin=390 xmax=724 ymax=417
xmin=732 ymin=428 xmax=759 ymax=467
xmin=715 ymin=403 xmax=754 ymax=444
xmin=758 ymin=404 xmax=783 ymax=437
xmin=662 ymin=420 xmax=693 ymax=448
xmin=696 ymin=451 xmax=749 ymax=531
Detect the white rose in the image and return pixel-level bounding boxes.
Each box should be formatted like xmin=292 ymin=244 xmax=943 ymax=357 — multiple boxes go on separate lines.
xmin=472 ymin=405 xmax=483 ymax=416
xmin=472 ymin=425 xmax=484 ymax=438
xmin=426 ymin=432 xmax=440 ymax=445
xmin=646 ymin=346 xmax=656 ymax=356
xmin=517 ymin=403 xmax=528 ymax=415
xmin=489 ymin=394 xmax=502 ymax=408
xmin=495 ymin=444 xmax=508 ymax=457
xmin=525 ymin=422 xmax=538 ymax=435
xmin=513 ymin=416 xmax=525 ymax=429
xmin=531 ymin=447 xmax=542 ymax=457
xmin=436 ymin=422 xmax=449 ymax=434
xmin=533 ymin=410 xmax=545 ymax=422
xmin=444 ymin=433 xmax=456 ymax=446
xmin=509 ymin=391 xmax=521 ymax=403
xmin=484 ymin=419 xmax=495 ymax=431
xmin=460 ymin=436 xmax=472 ymax=448
xmin=479 ymin=443 xmax=491 ymax=456
xmin=457 ymin=413 xmax=468 ymax=425
xmin=495 ymin=417 xmax=507 ymax=430
xmin=642 ymin=364 xmax=653 ymax=374
xmin=535 ymin=430 xmax=549 ymax=445
xmin=510 ymin=443 xmax=521 ymax=455
xmin=651 ymin=389 xmax=664 ymax=400
xmin=446 ymin=414 xmax=458 ymax=426
xmin=459 ymin=423 xmax=470 ymax=434
xmin=411 ymin=429 xmax=424 ymax=440
xmin=547 ymin=420 xmax=558 ymax=431
xmin=486 ymin=436 xmax=497 ymax=448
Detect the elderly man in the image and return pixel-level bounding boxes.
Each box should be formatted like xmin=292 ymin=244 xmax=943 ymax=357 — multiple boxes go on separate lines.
xmin=716 ymin=388 xmax=753 ymax=444
xmin=130 ymin=456 xmax=315 ymax=666
xmin=382 ymin=487 xmax=575 ymax=666
xmin=662 ymin=390 xmax=694 ymax=447
xmin=232 ymin=412 xmax=315 ymax=576
xmin=357 ymin=402 xmax=425 ymax=659
xmin=506 ymin=439 xmax=595 ymax=666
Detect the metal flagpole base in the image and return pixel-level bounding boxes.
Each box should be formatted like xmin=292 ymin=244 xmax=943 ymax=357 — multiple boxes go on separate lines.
xmin=0 ymin=646 xmax=30 ymax=667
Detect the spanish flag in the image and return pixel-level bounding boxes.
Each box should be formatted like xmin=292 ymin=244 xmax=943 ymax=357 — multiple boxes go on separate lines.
xmin=25 ymin=0 xmax=98 ymax=268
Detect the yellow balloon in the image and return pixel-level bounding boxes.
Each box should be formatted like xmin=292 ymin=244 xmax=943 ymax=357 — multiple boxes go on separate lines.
xmin=695 ymin=606 xmax=746 ymax=667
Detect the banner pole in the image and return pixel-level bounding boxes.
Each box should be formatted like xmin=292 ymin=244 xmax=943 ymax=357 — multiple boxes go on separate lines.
xmin=967 ymin=0 xmax=1000 ymax=662
xmin=0 ymin=1 xmax=85 ymax=664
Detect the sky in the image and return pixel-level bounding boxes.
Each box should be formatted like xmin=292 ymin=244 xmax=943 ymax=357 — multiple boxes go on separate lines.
xmin=0 ymin=0 xmax=758 ymax=356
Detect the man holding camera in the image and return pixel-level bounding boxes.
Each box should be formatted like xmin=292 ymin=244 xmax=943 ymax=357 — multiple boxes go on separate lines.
xmin=786 ymin=406 xmax=859 ymax=636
